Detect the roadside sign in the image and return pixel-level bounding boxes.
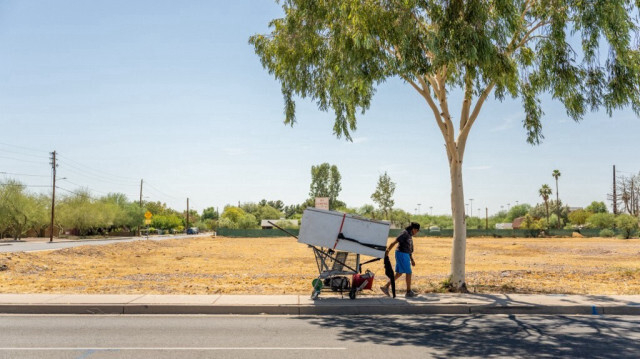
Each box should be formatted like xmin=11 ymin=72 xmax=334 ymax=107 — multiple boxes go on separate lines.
xmin=144 ymin=211 xmax=152 ymax=219
xmin=144 ymin=219 xmax=151 ymax=225
xmin=315 ymin=197 xmax=329 ymax=210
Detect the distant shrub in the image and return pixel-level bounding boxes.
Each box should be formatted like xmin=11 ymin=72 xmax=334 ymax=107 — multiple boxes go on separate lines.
xmin=599 ymin=229 xmax=615 ymax=238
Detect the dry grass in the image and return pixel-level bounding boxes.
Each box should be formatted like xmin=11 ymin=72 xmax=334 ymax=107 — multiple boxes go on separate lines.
xmin=1 ymin=236 xmax=639 ymax=295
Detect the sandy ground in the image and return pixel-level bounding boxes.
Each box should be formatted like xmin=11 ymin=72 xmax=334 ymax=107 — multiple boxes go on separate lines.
xmin=1 ymin=236 xmax=639 ymax=295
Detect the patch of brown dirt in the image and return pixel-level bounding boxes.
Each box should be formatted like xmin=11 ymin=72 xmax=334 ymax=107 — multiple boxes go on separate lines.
xmin=0 ymin=236 xmax=638 ymax=295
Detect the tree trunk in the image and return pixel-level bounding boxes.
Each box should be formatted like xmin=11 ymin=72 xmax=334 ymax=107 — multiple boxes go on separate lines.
xmin=545 ymin=202 xmax=549 ymax=230
xmin=449 ymin=159 xmax=468 ymax=291
xmin=555 ymin=179 xmax=560 ymax=229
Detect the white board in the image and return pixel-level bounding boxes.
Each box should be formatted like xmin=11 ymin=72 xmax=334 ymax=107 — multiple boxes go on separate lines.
xmin=298 ymin=208 xmax=390 ymax=258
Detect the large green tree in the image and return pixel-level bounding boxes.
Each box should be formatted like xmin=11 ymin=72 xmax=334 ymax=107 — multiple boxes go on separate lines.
xmin=0 ymin=180 xmax=48 ymax=240
xmin=552 ymin=170 xmax=562 ymax=228
xmin=539 ymin=184 xmax=552 ymax=228
xmin=371 ymin=171 xmax=396 ymax=220
xmin=309 ymin=163 xmax=343 ymax=210
xmin=251 ymin=0 xmax=640 ymax=290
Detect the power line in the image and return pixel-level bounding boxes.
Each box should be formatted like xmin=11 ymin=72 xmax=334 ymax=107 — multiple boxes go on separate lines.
xmin=0 ymin=155 xmax=49 ymax=165
xmin=56 ymin=163 xmax=139 ymax=188
xmin=0 ymin=171 xmax=50 ymax=177
xmin=56 ymin=153 xmax=140 ymax=182
xmin=0 ymin=142 xmax=49 ymax=154
xmin=0 ymin=148 xmax=49 ymax=159
xmin=144 ymin=181 xmax=178 ymax=200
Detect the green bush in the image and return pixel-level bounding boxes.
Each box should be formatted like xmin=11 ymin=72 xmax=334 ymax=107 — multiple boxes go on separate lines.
xmin=599 ymin=229 xmax=615 ymax=237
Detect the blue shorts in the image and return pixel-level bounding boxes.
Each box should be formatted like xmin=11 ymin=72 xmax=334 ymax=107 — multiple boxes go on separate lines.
xmin=395 ymin=251 xmax=412 ymax=274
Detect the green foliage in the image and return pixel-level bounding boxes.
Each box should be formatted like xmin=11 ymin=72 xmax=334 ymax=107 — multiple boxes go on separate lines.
xmin=466 ymin=216 xmax=485 ymax=229
xmin=506 ymin=204 xmax=531 ymax=222
xmin=390 ymin=208 xmax=412 ymax=229
xmin=275 ymin=219 xmax=298 ymax=229
xmin=586 ymin=201 xmax=608 ymax=214
xmin=150 ymin=214 xmax=183 ymax=231
xmin=530 ymin=200 xmax=569 ymax=224
xmin=520 ymin=214 xmax=545 ymax=237
xmin=220 ymin=206 xmax=260 ymax=229
xmin=251 ymin=1 xmax=640 ymax=144
xmin=615 ymin=214 xmax=639 ymax=239
xmin=144 ymin=201 xmax=169 ymax=215
xmin=259 ymin=199 xmax=285 ymax=212
xmin=222 ymin=206 xmax=247 ymax=223
xmin=57 ymin=190 xmax=101 ymax=236
xmin=201 ymin=207 xmax=219 ymax=221
xmin=257 ymin=205 xmax=285 ymax=223
xmin=370 ymin=171 xmax=396 ymax=220
xmin=599 ymin=229 xmax=615 ymax=238
xmin=0 ymin=180 xmax=48 ymax=239
xmin=587 ymin=213 xmax=615 ymax=229
xmin=308 ymin=163 xmax=342 ymax=210
xmin=568 ymin=209 xmax=590 ymax=226
xmin=238 ymin=213 xmax=259 ymax=229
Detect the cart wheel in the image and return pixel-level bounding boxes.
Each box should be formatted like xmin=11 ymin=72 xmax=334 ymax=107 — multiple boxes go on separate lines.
xmin=349 ymin=288 xmax=356 ymax=300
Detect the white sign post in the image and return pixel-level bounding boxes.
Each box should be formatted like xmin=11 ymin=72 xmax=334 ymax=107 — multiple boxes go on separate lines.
xmin=315 ymin=197 xmax=329 ymax=210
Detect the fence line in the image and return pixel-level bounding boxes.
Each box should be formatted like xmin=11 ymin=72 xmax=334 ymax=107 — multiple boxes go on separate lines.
xmin=216 ymin=228 xmax=612 ymax=238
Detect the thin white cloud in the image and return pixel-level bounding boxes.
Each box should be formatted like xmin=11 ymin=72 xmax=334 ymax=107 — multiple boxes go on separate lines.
xmin=467 ymin=165 xmax=492 ymax=170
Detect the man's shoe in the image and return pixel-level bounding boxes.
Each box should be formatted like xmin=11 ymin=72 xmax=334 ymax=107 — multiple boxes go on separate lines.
xmin=405 ymin=290 xmax=418 ymax=298
xmin=380 ymin=286 xmax=390 ymax=297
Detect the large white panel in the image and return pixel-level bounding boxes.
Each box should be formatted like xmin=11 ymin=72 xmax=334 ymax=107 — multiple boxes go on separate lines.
xmin=298 ymin=208 xmax=390 ymax=258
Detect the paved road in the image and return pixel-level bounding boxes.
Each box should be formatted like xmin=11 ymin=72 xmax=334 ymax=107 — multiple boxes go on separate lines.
xmin=0 ymin=234 xmax=210 ymax=253
xmin=1 ymin=314 xmax=638 ymax=358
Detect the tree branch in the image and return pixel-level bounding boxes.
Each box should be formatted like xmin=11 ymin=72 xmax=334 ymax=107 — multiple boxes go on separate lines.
xmin=457 ymin=82 xmax=496 ymax=156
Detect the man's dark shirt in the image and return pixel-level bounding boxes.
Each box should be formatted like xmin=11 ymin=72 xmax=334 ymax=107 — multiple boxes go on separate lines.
xmin=396 ymin=229 xmax=413 ymax=254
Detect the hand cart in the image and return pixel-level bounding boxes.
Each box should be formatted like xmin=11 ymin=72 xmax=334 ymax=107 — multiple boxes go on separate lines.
xmin=271 ymin=208 xmax=390 ymax=299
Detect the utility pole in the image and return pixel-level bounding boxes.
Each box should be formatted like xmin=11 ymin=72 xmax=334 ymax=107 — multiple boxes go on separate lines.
xmin=137 ymin=179 xmax=143 ymax=236
xmin=49 ymin=151 xmax=57 ymax=242
xmin=469 ymin=198 xmax=473 ymax=218
xmin=613 ymin=165 xmax=617 ymax=215
xmin=485 ymin=207 xmax=488 ymax=230
xmin=186 ymin=198 xmax=190 ymax=231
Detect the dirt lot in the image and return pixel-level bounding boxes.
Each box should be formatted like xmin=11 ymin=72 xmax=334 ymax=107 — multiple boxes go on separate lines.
xmin=1 ymin=236 xmax=639 ymax=295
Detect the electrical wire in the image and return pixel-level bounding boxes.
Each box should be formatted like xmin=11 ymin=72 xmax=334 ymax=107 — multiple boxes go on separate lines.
xmin=0 ymin=155 xmax=49 ymax=165
xmin=0 ymin=142 xmax=49 ymax=154
xmin=144 ymin=181 xmax=178 ymax=200
xmin=0 ymin=171 xmax=50 ymax=177
xmin=56 ymin=153 xmax=140 ymax=182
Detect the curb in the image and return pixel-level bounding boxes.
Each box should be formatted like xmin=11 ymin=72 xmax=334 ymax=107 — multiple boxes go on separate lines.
xmin=1 ymin=304 xmax=639 ymax=315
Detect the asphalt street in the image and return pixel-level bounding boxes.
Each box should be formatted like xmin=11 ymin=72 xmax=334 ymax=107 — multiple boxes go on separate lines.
xmin=0 ymin=234 xmax=206 ymax=253
xmin=1 ymin=314 xmax=639 ymax=359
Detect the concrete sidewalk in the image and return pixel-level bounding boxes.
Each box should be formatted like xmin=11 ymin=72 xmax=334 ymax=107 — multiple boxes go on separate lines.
xmin=1 ymin=293 xmax=639 ymax=315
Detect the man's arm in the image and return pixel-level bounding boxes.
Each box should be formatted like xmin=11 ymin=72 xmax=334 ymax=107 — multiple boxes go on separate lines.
xmin=385 ymin=239 xmax=398 ymax=255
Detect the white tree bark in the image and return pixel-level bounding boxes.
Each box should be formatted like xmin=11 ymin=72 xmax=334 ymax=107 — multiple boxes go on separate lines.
xmin=449 ymin=156 xmax=467 ymax=289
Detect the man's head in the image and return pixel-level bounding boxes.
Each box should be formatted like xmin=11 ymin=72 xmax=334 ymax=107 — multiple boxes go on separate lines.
xmin=408 ymin=222 xmax=420 ymax=235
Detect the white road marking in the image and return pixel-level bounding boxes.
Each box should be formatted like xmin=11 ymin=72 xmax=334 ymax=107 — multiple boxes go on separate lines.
xmin=0 ymin=347 xmax=347 ymax=350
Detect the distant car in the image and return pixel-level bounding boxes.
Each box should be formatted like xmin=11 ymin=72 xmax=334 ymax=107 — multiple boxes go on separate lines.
xmin=429 ymin=226 xmax=441 ymax=233
xmin=187 ymin=227 xmax=199 ymax=235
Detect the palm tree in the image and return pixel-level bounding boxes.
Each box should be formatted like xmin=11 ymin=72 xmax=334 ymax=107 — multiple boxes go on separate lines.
xmin=539 ymin=184 xmax=553 ymax=230
xmin=552 ymin=170 xmax=561 ymax=228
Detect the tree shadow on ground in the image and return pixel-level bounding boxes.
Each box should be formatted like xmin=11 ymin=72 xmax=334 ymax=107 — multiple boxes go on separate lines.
xmin=299 ymin=314 xmax=640 ymax=358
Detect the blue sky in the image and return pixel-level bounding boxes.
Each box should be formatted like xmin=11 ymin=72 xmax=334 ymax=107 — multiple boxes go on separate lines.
xmin=1 ymin=0 xmax=638 ymax=216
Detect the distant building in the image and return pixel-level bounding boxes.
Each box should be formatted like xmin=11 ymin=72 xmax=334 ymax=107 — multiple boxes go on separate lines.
xmin=512 ymin=217 xmax=525 ymax=229
xmin=261 ymin=219 xmax=299 ymax=229
xmin=495 ymin=223 xmax=513 ymax=230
